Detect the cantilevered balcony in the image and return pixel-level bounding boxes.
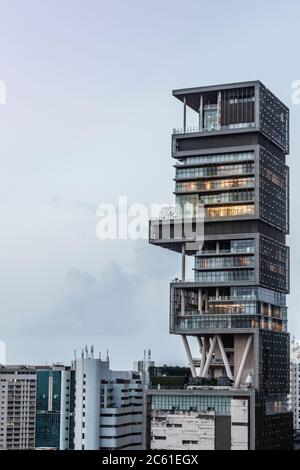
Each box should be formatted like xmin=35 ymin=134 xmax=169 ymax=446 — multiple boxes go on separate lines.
xmin=171 ymin=314 xmax=285 ymax=334
xmin=149 ymin=215 xmax=204 ymax=255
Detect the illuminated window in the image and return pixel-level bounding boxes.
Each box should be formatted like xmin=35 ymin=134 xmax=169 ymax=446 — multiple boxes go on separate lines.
xmin=206 ymin=205 xmax=255 ymax=218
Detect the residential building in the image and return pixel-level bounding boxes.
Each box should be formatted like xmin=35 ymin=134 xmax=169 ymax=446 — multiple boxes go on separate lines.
xmin=0 ymin=366 xmax=36 ymax=450
xmin=147 ymin=81 xmax=293 ymax=450
xmin=74 ymin=349 xmax=144 ymax=450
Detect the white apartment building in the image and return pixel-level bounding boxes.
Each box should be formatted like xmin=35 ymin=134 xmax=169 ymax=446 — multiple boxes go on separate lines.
xmin=290 ymin=340 xmax=300 ymax=431
xmin=74 ymin=351 xmax=144 ymax=450
xmin=0 ymin=366 xmax=36 ymax=450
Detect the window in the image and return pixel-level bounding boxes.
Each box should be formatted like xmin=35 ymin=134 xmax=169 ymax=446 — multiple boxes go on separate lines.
xmin=204 ymin=105 xmax=218 ymax=131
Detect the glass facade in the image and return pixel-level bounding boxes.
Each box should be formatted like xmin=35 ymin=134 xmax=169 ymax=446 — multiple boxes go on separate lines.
xmin=174 ymin=315 xmax=285 ymax=333
xmin=151 ymin=394 xmax=231 ymax=415
xmin=182 ymin=151 xmax=254 ymax=166
xmin=195 ymin=255 xmax=254 ymax=269
xmin=175 ymin=177 xmax=255 ymax=193
xmin=176 ymin=163 xmax=254 ymax=180
xmin=204 ymin=105 xmax=218 ymax=131
xmin=35 ymin=370 xmax=66 ymax=449
xmin=35 ymin=414 xmax=60 ymax=449
xmin=36 ymin=371 xmax=61 ymax=412
xmin=199 ymin=190 xmax=254 ymax=205
xmin=259 ymin=147 xmax=289 ymax=233
xmin=195 ymin=269 xmax=255 ymax=283
xmin=201 ymin=239 xmax=255 ymax=255
xmin=205 ymin=204 xmax=255 ymax=218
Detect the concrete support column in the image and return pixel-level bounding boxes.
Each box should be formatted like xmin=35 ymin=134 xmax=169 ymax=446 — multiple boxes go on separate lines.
xmin=181 ymin=290 xmax=185 ymax=316
xmin=183 ymin=96 xmax=187 ymax=132
xmin=199 ymin=94 xmax=203 ymax=131
xmin=268 ymin=304 xmax=272 ymax=317
xmin=202 ymin=336 xmax=217 ymax=378
xmin=204 ymin=289 xmax=208 ymax=313
xmin=234 ymin=335 xmax=253 ymax=388
xmin=217 ymin=91 xmax=222 ymax=130
xmin=198 ymin=289 xmax=202 ymax=313
xmin=199 ymin=337 xmax=207 ymax=377
xmin=181 ymin=243 xmax=186 ymax=282
xmin=217 ymin=335 xmax=233 ymax=380
xmin=182 ymin=335 xmax=197 ymax=378
xmin=260 ymin=302 xmax=264 ymax=315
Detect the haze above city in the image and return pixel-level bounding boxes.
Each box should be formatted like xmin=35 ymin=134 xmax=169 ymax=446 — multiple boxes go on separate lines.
xmin=0 ymin=0 xmax=300 ymax=368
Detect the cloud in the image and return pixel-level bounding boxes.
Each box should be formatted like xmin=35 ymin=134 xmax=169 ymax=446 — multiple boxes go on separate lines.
xmin=31 ymin=262 xmax=137 ymax=335
xmin=28 ymin=240 xmax=179 ymax=338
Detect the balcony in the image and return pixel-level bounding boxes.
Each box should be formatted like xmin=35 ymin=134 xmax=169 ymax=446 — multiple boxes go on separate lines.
xmin=149 ymin=214 xmax=204 ymax=255
xmin=199 ymin=248 xmax=255 ymax=256
xmin=173 ymin=122 xmax=255 ymax=135
xmin=195 ymin=256 xmax=255 ymax=270
xmin=175 ymin=178 xmax=255 ymax=194
xmin=171 ymin=314 xmax=285 ymax=333
xmin=175 ymin=164 xmax=255 ymax=180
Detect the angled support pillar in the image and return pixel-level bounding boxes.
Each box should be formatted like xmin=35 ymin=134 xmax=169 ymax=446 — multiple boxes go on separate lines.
xmin=234 ymin=335 xmax=253 ymax=389
xmin=217 ymin=335 xmax=233 ymax=381
xmin=198 ymin=336 xmax=207 ymax=377
xmin=183 ymin=96 xmax=187 ymax=132
xmin=201 ymin=335 xmax=217 ymax=378
xmin=182 ymin=335 xmax=197 ymax=378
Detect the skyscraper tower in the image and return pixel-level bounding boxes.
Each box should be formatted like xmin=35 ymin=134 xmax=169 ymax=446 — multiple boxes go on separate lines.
xmin=147 ymin=81 xmax=293 ymax=450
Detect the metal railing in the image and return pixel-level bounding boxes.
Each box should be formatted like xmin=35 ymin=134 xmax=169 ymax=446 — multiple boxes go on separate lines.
xmin=173 ymin=122 xmax=255 ymax=135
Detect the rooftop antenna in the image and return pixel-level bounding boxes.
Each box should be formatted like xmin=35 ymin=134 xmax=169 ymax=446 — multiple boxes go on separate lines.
xmin=85 ymin=345 xmax=88 ymax=358
xmin=74 ymin=349 xmax=77 ymax=360
xmin=91 ymin=345 xmax=94 ymax=358
xmin=81 ymin=349 xmax=84 ymax=359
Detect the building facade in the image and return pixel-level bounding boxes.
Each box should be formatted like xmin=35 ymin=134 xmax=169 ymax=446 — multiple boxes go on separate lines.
xmin=74 ymin=352 xmax=144 ymax=450
xmin=147 ymin=81 xmax=293 ymax=450
xmin=0 ymin=366 xmax=36 ymax=450
xmin=35 ymin=365 xmax=75 ymax=450
xmin=0 ymin=353 xmax=147 ymax=451
xmin=290 ymin=340 xmax=300 ymax=433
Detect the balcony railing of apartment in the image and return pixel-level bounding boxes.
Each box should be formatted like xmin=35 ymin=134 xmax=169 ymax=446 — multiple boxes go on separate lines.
xmin=199 ymin=248 xmax=255 ymax=255
xmin=175 ymin=164 xmax=255 ymax=180
xmin=173 ymin=122 xmax=255 ymax=135
xmin=172 ymin=315 xmax=285 ymax=332
xmin=195 ymin=257 xmax=255 ymax=270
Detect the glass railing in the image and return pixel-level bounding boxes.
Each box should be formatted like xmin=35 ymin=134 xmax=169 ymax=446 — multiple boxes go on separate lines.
xmin=200 ymin=247 xmax=255 ymax=255
xmin=176 ymin=164 xmax=255 ymax=180
xmin=199 ymin=190 xmax=254 ymax=205
xmin=205 ymin=204 xmax=255 ymax=218
xmin=175 ymin=178 xmax=255 ymax=193
xmin=208 ymin=295 xmax=256 ymax=301
xmin=195 ymin=269 xmax=255 ymax=282
xmin=195 ymin=256 xmax=255 ymax=270
xmin=172 ymin=315 xmax=285 ymax=332
xmin=173 ymin=122 xmax=255 ymax=134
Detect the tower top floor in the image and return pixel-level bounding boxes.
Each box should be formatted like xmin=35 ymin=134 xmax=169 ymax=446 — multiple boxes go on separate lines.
xmin=172 ymin=81 xmax=289 ymax=154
